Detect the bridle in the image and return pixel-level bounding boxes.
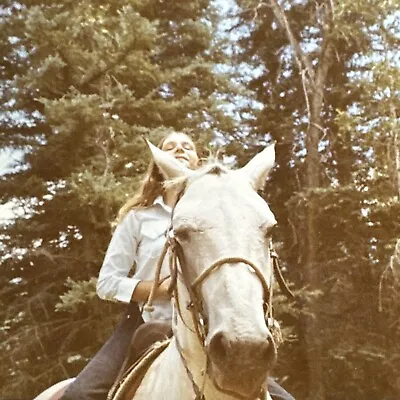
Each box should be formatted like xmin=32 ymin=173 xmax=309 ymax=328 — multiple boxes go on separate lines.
xmin=143 ymin=192 xmax=294 ymax=400
xmin=144 ymin=230 xmax=293 ymax=342
xmin=173 ymin=235 xmax=275 ymax=342
xmin=143 ymin=232 xmax=276 ymax=400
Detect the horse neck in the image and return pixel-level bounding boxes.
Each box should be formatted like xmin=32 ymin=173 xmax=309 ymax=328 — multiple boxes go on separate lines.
xmin=173 ymin=279 xmax=206 ymax=359
xmin=172 ymin=280 xmax=208 ymax=388
xmin=172 ymin=281 xmax=236 ymax=400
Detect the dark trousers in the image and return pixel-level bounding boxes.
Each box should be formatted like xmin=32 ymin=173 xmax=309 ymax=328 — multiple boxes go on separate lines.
xmin=60 ymin=304 xmax=143 ymax=400
xmin=268 ymin=378 xmax=296 ymax=400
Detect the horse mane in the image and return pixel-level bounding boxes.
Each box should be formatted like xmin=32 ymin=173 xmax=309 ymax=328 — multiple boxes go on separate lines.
xmin=163 ymin=161 xmax=230 ymax=192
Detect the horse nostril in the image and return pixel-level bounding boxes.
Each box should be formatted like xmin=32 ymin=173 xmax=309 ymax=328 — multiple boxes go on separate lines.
xmin=209 ymin=332 xmax=230 ymax=362
xmin=208 ymin=331 xmax=277 ymax=369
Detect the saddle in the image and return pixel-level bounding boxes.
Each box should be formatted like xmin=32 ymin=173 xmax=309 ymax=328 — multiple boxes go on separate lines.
xmin=107 ymin=321 xmax=172 ymax=400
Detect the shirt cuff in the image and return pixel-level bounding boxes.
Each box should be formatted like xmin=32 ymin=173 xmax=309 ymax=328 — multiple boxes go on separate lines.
xmin=115 ymin=277 xmax=141 ymax=303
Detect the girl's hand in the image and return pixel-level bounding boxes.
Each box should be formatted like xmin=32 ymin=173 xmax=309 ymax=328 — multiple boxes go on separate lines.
xmin=157 ymin=277 xmax=172 ymax=300
xmin=131 ymin=278 xmax=172 ymax=303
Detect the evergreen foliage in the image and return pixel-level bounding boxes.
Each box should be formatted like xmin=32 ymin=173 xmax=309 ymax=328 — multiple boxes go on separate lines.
xmin=0 ymin=0 xmax=233 ymax=397
xmin=225 ymin=1 xmax=400 ymax=398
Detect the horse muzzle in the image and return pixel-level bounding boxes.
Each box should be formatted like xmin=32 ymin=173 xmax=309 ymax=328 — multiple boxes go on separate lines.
xmin=207 ymin=330 xmax=277 ymax=398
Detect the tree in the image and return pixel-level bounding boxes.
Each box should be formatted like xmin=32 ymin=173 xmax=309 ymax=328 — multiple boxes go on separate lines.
xmin=2 ymin=0 xmax=399 ymax=398
xmin=222 ymin=0 xmax=400 ymax=398
xmin=0 ymin=1 xmax=235 ymax=397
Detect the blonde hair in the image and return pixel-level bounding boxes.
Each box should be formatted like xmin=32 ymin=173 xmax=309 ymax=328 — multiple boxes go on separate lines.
xmin=116 ymin=132 xmax=197 ymax=224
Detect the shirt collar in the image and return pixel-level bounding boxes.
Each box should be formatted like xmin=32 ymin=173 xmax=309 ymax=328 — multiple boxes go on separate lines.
xmin=153 ymin=195 xmax=172 ymax=214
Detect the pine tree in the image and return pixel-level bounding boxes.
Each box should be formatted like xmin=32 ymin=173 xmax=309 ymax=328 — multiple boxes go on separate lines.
xmin=221 ymin=0 xmax=400 ymax=398
xmin=0 ymin=1 xmax=234 ymax=397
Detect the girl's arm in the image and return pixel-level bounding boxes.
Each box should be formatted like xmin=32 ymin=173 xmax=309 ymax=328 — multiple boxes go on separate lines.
xmin=97 ymin=211 xmax=142 ymax=303
xmin=130 ymin=278 xmax=171 ymax=302
xmin=97 ymin=211 xmax=170 ymax=304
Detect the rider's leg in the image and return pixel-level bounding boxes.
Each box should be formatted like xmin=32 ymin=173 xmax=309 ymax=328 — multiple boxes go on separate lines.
xmin=268 ymin=377 xmax=295 ymax=400
xmin=60 ymin=304 xmax=143 ymax=400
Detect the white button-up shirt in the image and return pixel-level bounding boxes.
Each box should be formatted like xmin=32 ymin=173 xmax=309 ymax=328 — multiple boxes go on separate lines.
xmin=97 ymin=197 xmax=173 ymax=322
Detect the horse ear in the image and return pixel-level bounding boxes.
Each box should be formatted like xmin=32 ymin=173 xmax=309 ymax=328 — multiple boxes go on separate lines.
xmin=146 ymin=139 xmax=192 ymax=180
xmin=238 ymin=143 xmax=275 ymax=190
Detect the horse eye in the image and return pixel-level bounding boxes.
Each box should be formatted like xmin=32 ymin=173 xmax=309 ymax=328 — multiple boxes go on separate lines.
xmin=174 ymin=227 xmax=191 ymax=241
xmin=263 ymin=223 xmax=277 ymax=238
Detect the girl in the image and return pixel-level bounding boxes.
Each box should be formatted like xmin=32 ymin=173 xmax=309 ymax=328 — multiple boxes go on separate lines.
xmin=61 ymin=131 xmax=200 ymax=400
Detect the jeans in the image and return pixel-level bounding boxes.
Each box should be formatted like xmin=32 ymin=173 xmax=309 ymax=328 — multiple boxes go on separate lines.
xmin=268 ymin=377 xmax=296 ymax=400
xmin=60 ymin=304 xmax=143 ymax=400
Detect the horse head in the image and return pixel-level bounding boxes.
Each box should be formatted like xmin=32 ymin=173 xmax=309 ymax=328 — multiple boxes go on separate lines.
xmin=148 ymin=141 xmax=278 ymax=399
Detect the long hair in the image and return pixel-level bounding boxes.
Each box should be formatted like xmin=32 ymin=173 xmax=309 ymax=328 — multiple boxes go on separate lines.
xmin=116 ymin=132 xmax=196 ymax=224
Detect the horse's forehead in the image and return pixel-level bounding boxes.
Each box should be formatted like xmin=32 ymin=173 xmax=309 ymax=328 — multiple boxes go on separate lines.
xmin=175 ymin=173 xmax=275 ymax=225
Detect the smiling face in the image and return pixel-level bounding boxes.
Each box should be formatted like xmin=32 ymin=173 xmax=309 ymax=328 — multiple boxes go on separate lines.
xmin=161 ymin=132 xmax=199 ymax=169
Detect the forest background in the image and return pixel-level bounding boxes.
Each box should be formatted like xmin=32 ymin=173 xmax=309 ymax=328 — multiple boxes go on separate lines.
xmin=1 ymin=0 xmax=399 ymax=399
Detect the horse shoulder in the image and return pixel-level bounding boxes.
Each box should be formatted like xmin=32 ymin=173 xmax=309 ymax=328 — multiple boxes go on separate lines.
xmin=133 ymin=341 xmax=192 ymax=400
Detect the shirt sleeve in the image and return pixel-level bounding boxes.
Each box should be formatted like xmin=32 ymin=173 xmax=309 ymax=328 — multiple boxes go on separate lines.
xmin=96 ymin=211 xmax=141 ymax=303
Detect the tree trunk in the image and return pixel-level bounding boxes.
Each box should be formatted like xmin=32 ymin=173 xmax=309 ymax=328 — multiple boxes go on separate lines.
xmin=390 ymin=103 xmax=400 ymax=199
xmin=268 ymin=2 xmax=334 ymax=397
xmin=303 ymin=40 xmax=334 ymax=400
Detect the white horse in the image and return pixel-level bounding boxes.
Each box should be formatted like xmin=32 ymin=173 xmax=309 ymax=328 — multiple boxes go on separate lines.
xmin=34 ymin=142 xmax=279 ymax=400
